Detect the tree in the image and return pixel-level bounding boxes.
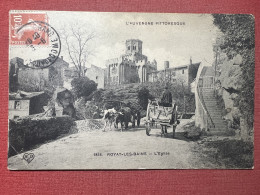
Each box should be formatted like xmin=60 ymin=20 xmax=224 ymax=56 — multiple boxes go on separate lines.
xmin=212 ymin=14 xmax=255 ymax=132
xmin=18 ymin=68 xmax=61 ymax=97
xmin=138 ymin=87 xmax=151 ymax=110
xmin=212 ymin=14 xmax=254 ymax=59
xmin=61 ymin=23 xmax=96 ymax=77
xmin=143 ymin=82 xmax=194 ymax=113
xmin=103 ymin=90 xmax=117 ymax=101
xmin=92 ymin=89 xmax=105 ymax=103
xmin=71 ymin=77 xmax=97 ymax=99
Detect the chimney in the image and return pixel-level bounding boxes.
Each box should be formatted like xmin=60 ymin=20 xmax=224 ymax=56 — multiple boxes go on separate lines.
xmin=164 ymin=61 xmax=169 ymax=69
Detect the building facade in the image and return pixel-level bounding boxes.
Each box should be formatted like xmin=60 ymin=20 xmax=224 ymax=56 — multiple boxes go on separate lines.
xmin=9 ymin=91 xmax=49 ymax=119
xmin=9 ymin=57 xmax=24 ymax=92
xmin=85 ymin=65 xmax=105 ymax=89
xmin=9 ymin=56 xmax=69 ymax=92
xmin=105 ymin=39 xmax=157 ymax=86
xmin=147 ymin=60 xmax=201 ymax=89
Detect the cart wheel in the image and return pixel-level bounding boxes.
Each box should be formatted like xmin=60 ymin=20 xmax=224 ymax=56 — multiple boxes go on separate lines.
xmin=172 ymin=125 xmax=176 ymax=138
xmin=146 ymin=123 xmax=151 ymax=136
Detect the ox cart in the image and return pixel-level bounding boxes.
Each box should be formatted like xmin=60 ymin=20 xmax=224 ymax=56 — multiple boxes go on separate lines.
xmin=145 ymin=101 xmax=179 ymax=138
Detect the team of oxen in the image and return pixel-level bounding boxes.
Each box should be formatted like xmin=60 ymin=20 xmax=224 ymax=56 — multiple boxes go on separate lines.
xmin=103 ymin=107 xmax=141 ymax=132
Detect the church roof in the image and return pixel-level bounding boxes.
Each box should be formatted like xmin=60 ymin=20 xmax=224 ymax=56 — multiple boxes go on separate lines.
xmin=148 ymin=62 xmax=201 ymax=73
xmin=126 ymin=39 xmax=143 ymax=43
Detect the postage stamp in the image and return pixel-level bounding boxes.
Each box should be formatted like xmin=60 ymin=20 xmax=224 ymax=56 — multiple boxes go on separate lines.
xmin=10 ymin=12 xmax=48 ymax=45
xmin=9 ymin=11 xmax=61 ymax=69
xmin=8 ymin=11 xmax=255 ymax=170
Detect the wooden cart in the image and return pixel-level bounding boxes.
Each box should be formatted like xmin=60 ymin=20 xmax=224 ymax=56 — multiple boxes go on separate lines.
xmin=145 ymin=101 xmax=179 ymax=138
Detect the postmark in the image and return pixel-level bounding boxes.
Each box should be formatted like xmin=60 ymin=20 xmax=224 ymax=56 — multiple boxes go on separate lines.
xmin=15 ymin=21 xmax=61 ymax=69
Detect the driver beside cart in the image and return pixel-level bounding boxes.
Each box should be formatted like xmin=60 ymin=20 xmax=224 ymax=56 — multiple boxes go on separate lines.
xmin=159 ymin=86 xmax=179 ymax=134
xmin=159 ymin=86 xmax=173 ymax=107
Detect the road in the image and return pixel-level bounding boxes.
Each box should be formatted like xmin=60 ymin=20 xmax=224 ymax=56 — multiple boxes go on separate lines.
xmin=8 ymin=120 xmax=216 ymax=170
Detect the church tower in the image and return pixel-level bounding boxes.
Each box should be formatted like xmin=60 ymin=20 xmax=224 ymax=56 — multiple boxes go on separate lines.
xmin=125 ymin=39 xmax=143 ymax=55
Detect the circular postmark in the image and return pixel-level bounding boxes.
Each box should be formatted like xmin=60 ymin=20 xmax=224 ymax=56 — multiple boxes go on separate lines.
xmin=16 ymin=21 xmax=61 ymax=69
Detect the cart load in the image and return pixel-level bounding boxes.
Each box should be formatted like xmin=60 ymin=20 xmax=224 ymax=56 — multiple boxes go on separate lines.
xmin=145 ymin=100 xmax=179 ymax=138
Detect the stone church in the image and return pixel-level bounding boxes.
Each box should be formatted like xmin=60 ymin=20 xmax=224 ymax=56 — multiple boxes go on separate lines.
xmin=105 ymin=39 xmax=157 ymax=86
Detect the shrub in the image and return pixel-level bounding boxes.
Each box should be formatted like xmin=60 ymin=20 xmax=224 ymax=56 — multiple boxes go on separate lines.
xmin=8 ymin=116 xmax=77 ymax=157
xmin=71 ymin=77 xmax=97 ymax=99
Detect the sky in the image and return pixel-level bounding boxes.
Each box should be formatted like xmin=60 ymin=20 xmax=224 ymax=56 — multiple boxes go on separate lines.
xmin=10 ymin=11 xmax=219 ymax=70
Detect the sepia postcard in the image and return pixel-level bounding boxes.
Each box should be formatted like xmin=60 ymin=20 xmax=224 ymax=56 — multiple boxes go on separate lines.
xmin=8 ymin=11 xmax=255 ymax=170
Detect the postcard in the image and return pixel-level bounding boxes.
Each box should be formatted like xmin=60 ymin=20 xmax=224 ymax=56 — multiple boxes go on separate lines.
xmin=8 ymin=11 xmax=255 ymax=169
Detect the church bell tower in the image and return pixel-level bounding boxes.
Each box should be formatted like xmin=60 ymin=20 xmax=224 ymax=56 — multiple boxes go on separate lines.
xmin=125 ymin=39 xmax=143 ymax=55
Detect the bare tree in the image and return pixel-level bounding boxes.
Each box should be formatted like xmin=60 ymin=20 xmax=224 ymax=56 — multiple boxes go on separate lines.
xmin=60 ymin=23 xmax=96 ymax=77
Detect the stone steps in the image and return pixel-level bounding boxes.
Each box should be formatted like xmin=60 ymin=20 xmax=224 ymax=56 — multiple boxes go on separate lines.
xmin=201 ymin=88 xmax=227 ymax=132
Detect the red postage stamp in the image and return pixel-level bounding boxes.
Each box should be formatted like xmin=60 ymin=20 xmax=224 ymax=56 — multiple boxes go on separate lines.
xmin=9 ymin=11 xmax=61 ymax=69
xmin=9 ymin=12 xmax=49 ymax=45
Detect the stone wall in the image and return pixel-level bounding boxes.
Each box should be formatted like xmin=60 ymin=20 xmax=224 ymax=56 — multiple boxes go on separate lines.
xmin=85 ymin=65 xmax=105 ymax=88
xmin=8 ymin=116 xmax=77 ymax=157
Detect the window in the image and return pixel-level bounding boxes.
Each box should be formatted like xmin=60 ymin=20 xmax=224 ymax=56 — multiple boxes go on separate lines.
xmin=133 ymin=46 xmax=136 ymax=50
xmin=182 ymin=69 xmax=185 ymax=74
xmin=96 ymin=76 xmax=98 ymax=80
xmin=14 ymin=101 xmax=21 ymax=109
xmin=128 ymin=46 xmax=130 ymax=50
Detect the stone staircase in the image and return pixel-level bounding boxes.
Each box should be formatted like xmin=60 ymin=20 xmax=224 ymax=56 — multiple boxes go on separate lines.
xmin=201 ymin=88 xmax=228 ymax=133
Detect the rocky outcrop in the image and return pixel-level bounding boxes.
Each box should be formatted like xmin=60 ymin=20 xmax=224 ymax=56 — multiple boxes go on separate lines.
xmin=215 ymin=55 xmax=243 ymax=134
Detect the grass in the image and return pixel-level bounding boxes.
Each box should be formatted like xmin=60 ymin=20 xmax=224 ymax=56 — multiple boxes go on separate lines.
xmin=203 ymin=138 xmax=254 ymax=169
xmin=183 ymin=120 xmax=254 ymax=168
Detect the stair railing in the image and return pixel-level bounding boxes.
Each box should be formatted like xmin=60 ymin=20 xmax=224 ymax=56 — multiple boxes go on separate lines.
xmin=196 ymin=77 xmax=215 ymax=130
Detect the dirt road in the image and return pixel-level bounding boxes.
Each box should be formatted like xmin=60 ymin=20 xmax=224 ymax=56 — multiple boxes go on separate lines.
xmin=8 ymin=120 xmax=217 ymax=170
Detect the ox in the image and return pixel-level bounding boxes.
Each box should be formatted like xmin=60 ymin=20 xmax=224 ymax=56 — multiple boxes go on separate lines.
xmin=103 ymin=108 xmax=117 ymax=132
xmin=114 ymin=107 xmax=132 ymax=131
xmin=114 ymin=111 xmax=125 ymax=132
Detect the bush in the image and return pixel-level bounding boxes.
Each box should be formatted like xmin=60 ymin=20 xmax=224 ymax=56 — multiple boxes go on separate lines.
xmin=8 ymin=116 xmax=77 ymax=157
xmin=183 ymin=121 xmax=202 ymax=140
xmin=71 ymin=77 xmax=97 ymax=99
